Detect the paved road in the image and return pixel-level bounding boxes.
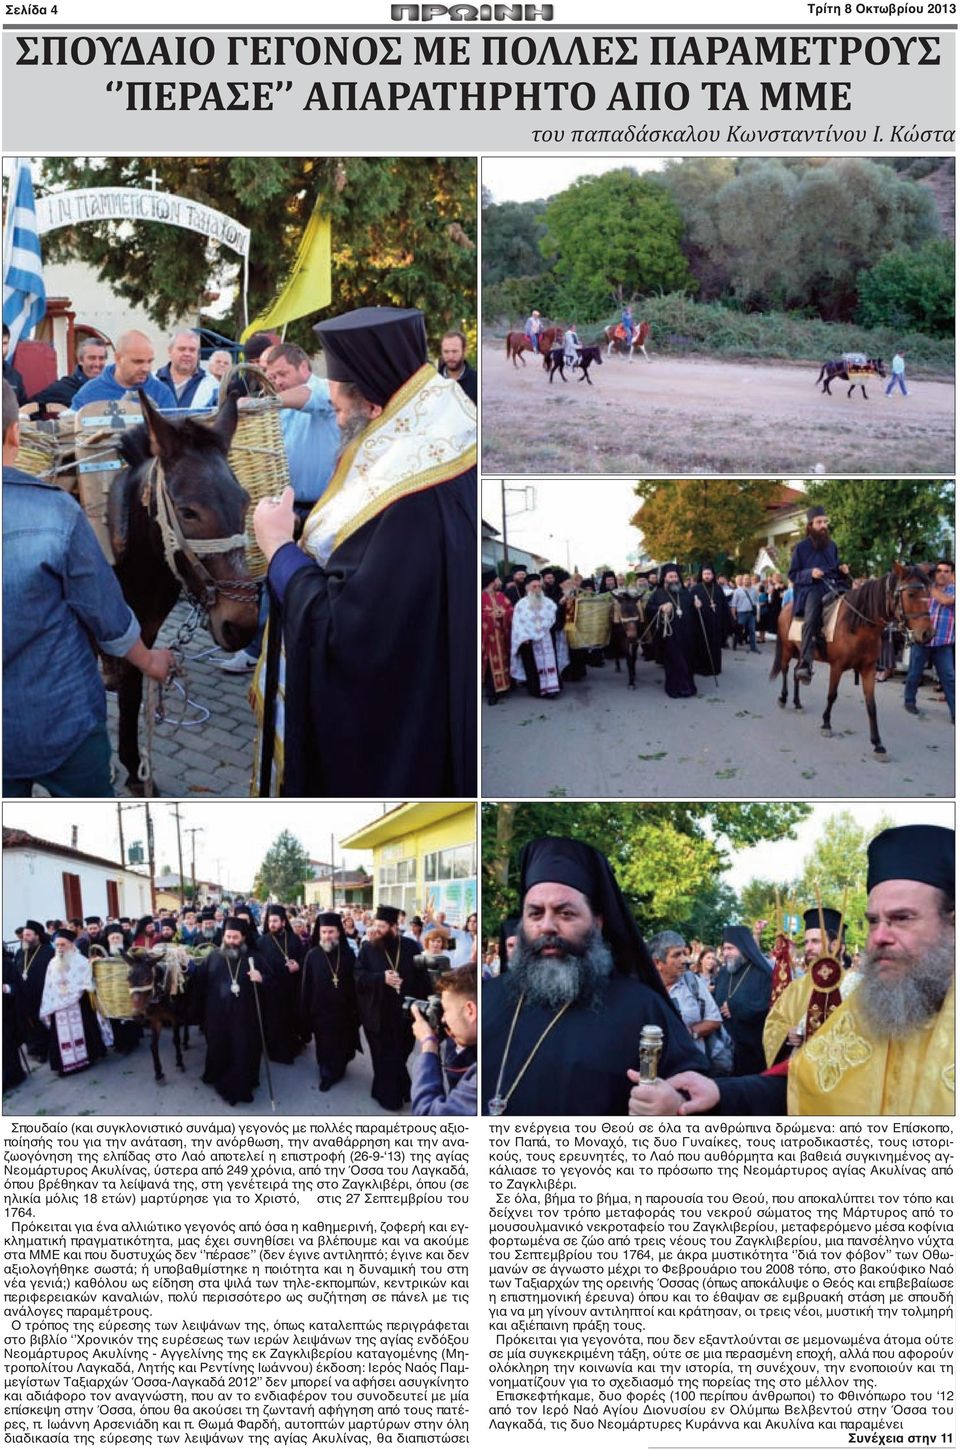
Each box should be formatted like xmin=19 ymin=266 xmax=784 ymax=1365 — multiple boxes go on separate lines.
xmin=107 ymin=600 xmax=255 ymax=798
xmin=481 ymin=643 xmax=954 ymax=799
xmin=4 ymin=1026 xmax=413 ymax=1117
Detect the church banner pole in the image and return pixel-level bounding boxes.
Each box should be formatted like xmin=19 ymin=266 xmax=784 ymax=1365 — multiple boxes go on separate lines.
xmin=249 ymin=961 xmax=276 ymax=1110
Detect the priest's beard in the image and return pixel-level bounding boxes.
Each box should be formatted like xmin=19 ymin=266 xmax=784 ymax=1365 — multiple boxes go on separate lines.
xmin=807 ymin=526 xmax=832 ymax=552
xmin=224 ymin=947 xmax=242 ymax=964
xmin=854 ymin=935 xmax=954 ymax=1039
xmin=336 ymin=409 xmax=372 ymax=460
xmin=507 ymin=927 xmax=614 ymax=1013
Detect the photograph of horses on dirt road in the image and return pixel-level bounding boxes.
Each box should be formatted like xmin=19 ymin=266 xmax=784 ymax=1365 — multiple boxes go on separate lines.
xmin=481 ymin=156 xmax=954 ymax=476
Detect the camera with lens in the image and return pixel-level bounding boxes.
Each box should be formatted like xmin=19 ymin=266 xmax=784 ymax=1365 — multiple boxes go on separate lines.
xmin=403 ymin=993 xmax=443 ymax=1029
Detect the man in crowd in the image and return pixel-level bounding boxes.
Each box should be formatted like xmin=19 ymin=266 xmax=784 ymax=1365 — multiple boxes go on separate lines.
xmin=251 ymin=306 xmax=476 ymax=796
xmin=714 ymin=924 xmax=772 ymax=1074
xmin=789 ymin=505 xmax=851 ymax=684
xmin=763 ymin=906 xmax=853 ymax=1066
xmin=262 ymin=342 xmax=341 ymax=522
xmin=437 ymin=329 xmax=476 ymax=404
xmin=510 ymin=573 xmax=569 ymax=699
xmin=729 ymin=574 xmax=760 ymax=654
xmin=904 ymin=559 xmax=954 ymax=725
xmin=648 ymin=930 xmax=724 ymax=1069
xmin=40 ymin=928 xmax=107 ymax=1076
xmin=28 ymin=337 xmax=108 ymax=412
xmin=481 ymin=568 xmax=513 ymax=706
xmin=646 ymin=564 xmax=698 ymax=698
xmin=255 ymin=904 xmax=305 ymax=1064
xmin=192 ymin=918 xmax=270 ymax=1106
xmin=481 ymin=837 xmax=704 ymax=1115
xmin=354 ymin=905 xmax=432 ymax=1111
xmin=3 ymin=381 xmax=173 ymax=795
xmin=691 ymin=565 xmax=725 ymax=678
xmin=156 ymin=329 xmax=220 ymax=410
xmin=524 ymin=309 xmax=541 ymax=354
xmin=71 ymin=330 xmax=176 ymax=411
xmin=629 ymin=824 xmax=954 ymax=1116
xmin=410 ymin=963 xmax=477 ymax=1115
xmin=301 ymin=912 xmax=361 ymax=1091
xmin=504 ymin=566 xmax=528 ymax=606
xmin=91 ymin=922 xmax=141 ymax=1055
xmin=13 ymin=920 xmax=54 ymax=1060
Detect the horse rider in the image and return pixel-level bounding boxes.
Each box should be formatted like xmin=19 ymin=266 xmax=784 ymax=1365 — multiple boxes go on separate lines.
xmin=620 ymin=303 xmax=633 ymax=348
xmin=563 ymin=323 xmax=581 ymax=371
xmin=525 ymin=310 xmax=542 ymax=353
xmin=789 ymin=504 xmax=850 ymax=683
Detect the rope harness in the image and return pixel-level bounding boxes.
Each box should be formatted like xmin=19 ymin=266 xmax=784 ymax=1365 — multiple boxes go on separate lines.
xmin=824 ymin=572 xmax=932 ymax=641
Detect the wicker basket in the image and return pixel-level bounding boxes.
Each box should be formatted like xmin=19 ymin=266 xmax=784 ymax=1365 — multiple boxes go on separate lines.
xmin=17 ymin=415 xmax=75 ymax=488
xmin=567 ymin=593 xmax=613 ymax=650
xmin=221 ymin=365 xmax=291 ymax=580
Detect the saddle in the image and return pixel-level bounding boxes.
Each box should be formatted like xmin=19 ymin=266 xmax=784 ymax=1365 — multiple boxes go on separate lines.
xmin=788 ymin=595 xmax=843 ymax=645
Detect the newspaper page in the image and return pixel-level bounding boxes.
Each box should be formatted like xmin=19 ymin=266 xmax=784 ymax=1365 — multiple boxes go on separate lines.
xmin=1 ymin=1 xmax=957 ymax=1450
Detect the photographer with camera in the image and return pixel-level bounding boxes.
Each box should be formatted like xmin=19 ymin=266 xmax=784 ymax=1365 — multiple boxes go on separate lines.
xmin=409 ymin=963 xmax=477 ymax=1116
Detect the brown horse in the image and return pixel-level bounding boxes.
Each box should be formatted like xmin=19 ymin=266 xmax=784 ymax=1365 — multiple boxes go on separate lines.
xmin=505 ymin=327 xmax=562 ymax=368
xmin=604 ymin=321 xmax=651 ymax=361
xmin=770 ymin=564 xmax=933 ymax=756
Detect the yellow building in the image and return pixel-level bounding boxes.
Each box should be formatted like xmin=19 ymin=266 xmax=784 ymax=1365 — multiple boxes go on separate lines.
xmin=341 ymin=802 xmax=477 ymax=924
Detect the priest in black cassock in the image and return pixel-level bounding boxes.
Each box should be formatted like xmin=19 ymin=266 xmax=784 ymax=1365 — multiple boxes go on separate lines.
xmin=301 ymin=912 xmax=362 ymax=1091
xmin=691 ymin=564 xmax=724 ymax=680
xmin=481 ymin=838 xmax=704 ymax=1115
xmin=646 ymin=564 xmax=698 ymax=698
xmin=193 ymin=919 xmax=272 ymax=1107
xmin=355 ymin=905 xmax=432 ymax=1110
xmin=13 ymin=920 xmax=54 ymax=1060
xmin=713 ymin=925 xmax=774 ymax=1076
xmin=256 ymin=905 xmax=305 ymax=1063
xmin=251 ymin=306 xmax=476 ymax=798
xmin=3 ymin=947 xmax=27 ymax=1090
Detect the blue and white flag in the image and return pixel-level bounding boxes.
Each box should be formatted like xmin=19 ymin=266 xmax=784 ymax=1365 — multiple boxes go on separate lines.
xmin=3 ymin=158 xmax=46 ymax=353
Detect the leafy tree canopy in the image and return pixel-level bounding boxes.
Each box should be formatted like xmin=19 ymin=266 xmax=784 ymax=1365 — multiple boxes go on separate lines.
xmin=481 ymin=801 xmax=810 ymax=931
xmin=39 ymin=156 xmax=476 ymax=354
xmin=631 ymin=480 xmax=781 ymax=568
xmin=796 ymin=810 xmax=897 ymax=949
xmin=806 ymin=480 xmax=955 ymax=575
xmin=856 ymin=239 xmax=955 ymax=339
xmin=253 ymin=830 xmax=313 ymax=904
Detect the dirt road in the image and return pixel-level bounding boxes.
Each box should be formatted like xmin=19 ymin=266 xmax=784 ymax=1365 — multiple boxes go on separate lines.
xmin=481 ymin=346 xmax=955 ymax=476
xmin=481 ymin=643 xmax=954 ymax=799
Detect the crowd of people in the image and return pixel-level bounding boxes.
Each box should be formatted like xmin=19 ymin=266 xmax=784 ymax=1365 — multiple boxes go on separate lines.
xmin=3 ymin=310 xmax=476 ymax=797
xmin=482 ymin=825 xmax=954 ymax=1116
xmin=3 ymin=900 xmax=478 ymax=1115
xmin=481 ymin=506 xmax=954 ymax=723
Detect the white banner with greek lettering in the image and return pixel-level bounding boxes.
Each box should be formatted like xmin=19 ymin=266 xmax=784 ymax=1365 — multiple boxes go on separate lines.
xmin=34 ymin=188 xmax=251 ymax=257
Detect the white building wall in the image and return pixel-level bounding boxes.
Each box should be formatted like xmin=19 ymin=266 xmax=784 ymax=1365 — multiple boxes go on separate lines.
xmin=42 ymin=261 xmax=198 ymax=373
xmin=3 ymin=848 xmax=152 ymax=941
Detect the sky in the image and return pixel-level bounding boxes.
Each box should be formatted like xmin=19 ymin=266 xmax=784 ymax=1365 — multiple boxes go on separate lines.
xmin=483 ymin=158 xmax=665 ymax=205
xmin=482 ymin=478 xmax=810 ymax=575
xmin=719 ymin=801 xmax=955 ymax=894
xmin=2 ymin=801 xmax=402 ymax=891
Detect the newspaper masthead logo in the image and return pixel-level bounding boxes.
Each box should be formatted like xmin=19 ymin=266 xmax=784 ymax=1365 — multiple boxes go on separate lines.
xmin=391 ymin=5 xmax=555 ymax=19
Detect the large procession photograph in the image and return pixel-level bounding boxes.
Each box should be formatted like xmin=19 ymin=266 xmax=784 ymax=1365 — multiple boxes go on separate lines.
xmin=2 ymin=800 xmax=478 ymax=1117
xmin=481 ymin=476 xmax=955 ymax=799
xmin=480 ymin=156 xmax=955 ymax=476
xmin=480 ymin=800 xmax=955 ymax=1118
xmin=2 ymin=155 xmax=477 ymax=799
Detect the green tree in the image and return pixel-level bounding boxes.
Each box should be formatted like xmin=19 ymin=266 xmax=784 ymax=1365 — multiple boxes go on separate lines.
xmin=39 ymin=156 xmax=476 ymax=354
xmin=679 ymin=880 xmax=741 ymax=947
xmin=481 ymin=197 xmax=551 ymax=286
xmin=480 ymin=801 xmax=810 ymax=931
xmin=856 ymin=239 xmax=955 ymax=338
xmin=806 ymin=480 xmax=955 ymax=575
xmin=797 ymin=810 xmax=897 ymax=949
xmin=253 ymin=831 xmax=313 ymax=903
xmin=539 ymin=168 xmax=693 ymax=321
xmin=631 ymin=480 xmax=781 ymax=567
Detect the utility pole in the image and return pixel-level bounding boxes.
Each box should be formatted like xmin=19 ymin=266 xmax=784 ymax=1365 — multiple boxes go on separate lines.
xmin=171 ymin=804 xmax=185 ymax=907
xmin=501 ymin=478 xmax=508 ymax=573
xmin=330 ymin=832 xmax=336 ymax=911
xmin=185 ymin=827 xmax=204 ymax=901
xmin=145 ymin=803 xmax=156 ymax=915
xmin=116 ymin=805 xmax=125 ymax=867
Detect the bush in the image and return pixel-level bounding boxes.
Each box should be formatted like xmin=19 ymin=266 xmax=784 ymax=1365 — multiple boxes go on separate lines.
xmin=856 ymin=240 xmax=955 ymax=339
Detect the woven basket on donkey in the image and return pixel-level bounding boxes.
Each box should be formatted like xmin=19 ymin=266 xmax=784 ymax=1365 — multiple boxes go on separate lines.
xmin=221 ymin=365 xmax=291 ymax=581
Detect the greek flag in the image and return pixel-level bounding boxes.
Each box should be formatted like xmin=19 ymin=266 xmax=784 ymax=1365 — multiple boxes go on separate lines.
xmin=3 ymin=158 xmax=46 ymax=352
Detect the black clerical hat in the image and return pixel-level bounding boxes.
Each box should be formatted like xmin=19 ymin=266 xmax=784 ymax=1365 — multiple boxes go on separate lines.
xmin=807 ymin=504 xmax=827 ymax=522
xmin=481 ymin=567 xmax=497 ymax=588
xmin=866 ymin=825 xmax=955 ymax=897
xmin=375 ymin=904 xmax=401 ymax=925
xmin=317 ymin=912 xmax=341 ymax=927
xmin=721 ymin=924 xmax=773 ymax=976
xmin=200 ymin=909 xmax=216 ymax=921
xmin=53 ymin=928 xmax=77 ymax=942
xmin=802 ymin=907 xmax=844 ymax=938
xmin=24 ymin=920 xmax=45 ymax=937
xmin=85 ymin=916 xmax=102 ymax=926
xmin=659 ymin=562 xmax=681 ymax=585
xmin=103 ymin=922 xmax=125 ymax=939
xmin=524 ymin=573 xmax=542 ymax=586
xmin=265 ymin=904 xmax=289 ymax=922
xmin=518 ymin=837 xmax=666 ymax=996
xmin=313 ymin=307 xmax=428 ymax=408
xmin=223 ymin=917 xmax=246 ymax=932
